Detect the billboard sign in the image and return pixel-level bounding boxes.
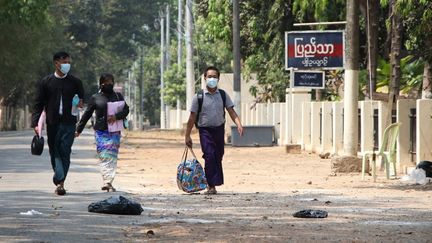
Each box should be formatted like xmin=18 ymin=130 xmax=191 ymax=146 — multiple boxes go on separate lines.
xmin=285 ymin=31 xmax=344 ymax=69
xmin=293 ymin=71 xmax=325 ymax=89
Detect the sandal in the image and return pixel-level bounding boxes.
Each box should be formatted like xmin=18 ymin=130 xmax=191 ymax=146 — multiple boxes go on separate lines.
xmin=101 ymin=183 xmax=116 ymax=192
xmin=205 ymin=187 xmax=217 ymax=195
xmin=55 ymin=184 xmax=66 ymax=196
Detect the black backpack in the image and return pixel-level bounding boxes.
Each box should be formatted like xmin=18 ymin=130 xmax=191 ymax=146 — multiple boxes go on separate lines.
xmin=195 ymin=89 xmax=226 ymax=128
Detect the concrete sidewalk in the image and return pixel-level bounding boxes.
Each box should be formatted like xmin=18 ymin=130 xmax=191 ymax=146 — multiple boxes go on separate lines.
xmin=0 ymin=130 xmax=141 ymax=242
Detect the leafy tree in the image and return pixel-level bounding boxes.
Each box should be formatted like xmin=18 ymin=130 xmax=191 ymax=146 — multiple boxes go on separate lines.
xmin=292 ymin=0 xmax=346 ymax=24
xmin=0 ymin=0 xmax=174 ymax=128
xmin=0 ymin=0 xmax=52 ymax=106
xmin=195 ymin=0 xmax=294 ymax=102
xmin=325 ymin=70 xmax=344 ymax=101
xmin=394 ymin=0 xmax=432 ymax=98
xmin=162 ymin=0 xmax=233 ymax=110
xmin=163 ymin=63 xmax=186 ymax=107
xmin=244 ymin=0 xmax=293 ymax=101
xmin=0 ymin=0 xmax=50 ymax=24
xmin=50 ymin=0 xmax=168 ymax=92
xmin=141 ymin=46 xmax=165 ymax=125
xmin=375 ymin=56 xmax=423 ymax=96
xmin=0 ymin=0 xmax=55 ymax=130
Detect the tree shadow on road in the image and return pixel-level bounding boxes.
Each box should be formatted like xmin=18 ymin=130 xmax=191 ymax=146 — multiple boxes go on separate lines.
xmin=354 ymin=182 xmax=432 ymax=192
xmin=0 ymin=190 xmax=143 ymax=242
xmin=1 ymin=189 xmax=431 ymax=242
xmin=126 ymin=191 xmax=432 ymax=242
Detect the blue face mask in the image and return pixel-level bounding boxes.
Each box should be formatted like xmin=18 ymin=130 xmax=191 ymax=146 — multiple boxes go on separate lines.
xmin=207 ymin=78 xmax=218 ymax=88
xmin=60 ymin=63 xmax=71 ymax=75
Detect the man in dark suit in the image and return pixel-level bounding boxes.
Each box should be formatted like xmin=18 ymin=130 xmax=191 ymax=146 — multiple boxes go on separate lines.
xmin=32 ymin=51 xmax=84 ymax=195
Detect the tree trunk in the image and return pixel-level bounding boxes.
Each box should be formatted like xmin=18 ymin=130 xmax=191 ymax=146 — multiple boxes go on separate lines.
xmin=343 ymin=0 xmax=360 ymax=156
xmin=6 ymin=106 xmax=16 ymax=131
xmin=185 ymin=0 xmax=195 ymax=111
xmin=232 ymin=0 xmax=241 ymax=115
xmin=421 ymin=38 xmax=432 ymax=99
xmin=315 ymin=89 xmax=322 ymax=101
xmin=384 ymin=3 xmax=392 ymax=60
xmin=367 ymin=0 xmax=379 ymax=98
xmin=387 ymin=0 xmax=402 ymax=125
xmin=389 ymin=1 xmax=402 ymax=100
xmin=422 ymin=59 xmax=432 ymax=99
xmin=160 ymin=18 xmax=166 ymax=129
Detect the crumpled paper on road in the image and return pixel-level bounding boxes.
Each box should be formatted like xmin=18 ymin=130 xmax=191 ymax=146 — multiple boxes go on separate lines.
xmin=20 ymin=209 xmax=43 ymax=216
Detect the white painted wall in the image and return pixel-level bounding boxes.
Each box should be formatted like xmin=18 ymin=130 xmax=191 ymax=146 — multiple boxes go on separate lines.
xmin=272 ymin=103 xmax=282 ymax=142
xmin=416 ymin=99 xmax=432 ymax=163
xmin=378 ymin=101 xmax=389 ymax=152
xmin=311 ymin=102 xmax=321 ymax=153
xmin=332 ymin=102 xmax=343 ymax=155
xmin=284 ymin=91 xmax=292 ymax=145
xmin=397 ymin=99 xmax=416 ymax=171
xmin=360 ymin=101 xmax=377 ymax=154
xmin=279 ymin=103 xmax=287 ymax=145
xmin=291 ymin=92 xmax=311 ymax=144
xmin=163 ymin=96 xmax=432 ymax=176
xmin=301 ymin=102 xmax=311 ymax=150
xmin=321 ymin=102 xmax=333 ymax=153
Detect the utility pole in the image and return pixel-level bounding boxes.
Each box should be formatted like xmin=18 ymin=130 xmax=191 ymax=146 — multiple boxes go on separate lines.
xmin=126 ymin=71 xmax=129 ymax=105
xmin=177 ymin=0 xmax=183 ymax=69
xmin=127 ymin=70 xmax=132 ymax=115
xmin=185 ymin=0 xmax=195 ymax=110
xmin=343 ymin=0 xmax=359 ymax=156
xmin=165 ymin=5 xmax=171 ymax=129
xmin=166 ymin=5 xmax=171 ymax=66
xmin=139 ymin=47 xmax=144 ymax=130
xmin=176 ymin=0 xmax=183 ymax=129
xmin=160 ymin=17 xmax=166 ymax=129
xmin=132 ymin=61 xmax=138 ymax=130
xmin=232 ymin=0 xmax=241 ymax=116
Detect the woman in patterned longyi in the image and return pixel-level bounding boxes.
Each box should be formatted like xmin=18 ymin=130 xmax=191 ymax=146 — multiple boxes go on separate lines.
xmin=75 ymin=73 xmax=129 ymax=192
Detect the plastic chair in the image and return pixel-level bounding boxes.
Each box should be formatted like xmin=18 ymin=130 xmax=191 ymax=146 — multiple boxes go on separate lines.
xmin=361 ymin=122 xmax=401 ymax=182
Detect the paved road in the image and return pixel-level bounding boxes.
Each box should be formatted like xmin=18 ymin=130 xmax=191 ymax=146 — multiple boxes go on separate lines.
xmin=2 ymin=130 xmax=432 ymax=242
xmin=0 ymin=130 xmax=141 ymax=242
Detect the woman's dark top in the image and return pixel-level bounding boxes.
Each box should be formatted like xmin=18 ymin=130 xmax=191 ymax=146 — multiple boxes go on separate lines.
xmin=76 ymin=91 xmax=129 ymax=133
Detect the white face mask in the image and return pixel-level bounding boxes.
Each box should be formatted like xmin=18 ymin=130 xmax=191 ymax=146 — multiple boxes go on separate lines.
xmin=60 ymin=63 xmax=71 ymax=75
xmin=206 ymin=78 xmax=218 ymax=88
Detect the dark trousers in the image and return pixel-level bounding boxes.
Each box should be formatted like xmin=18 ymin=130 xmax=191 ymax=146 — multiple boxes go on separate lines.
xmin=199 ymin=125 xmax=225 ymax=187
xmin=46 ymin=123 xmax=75 ymax=185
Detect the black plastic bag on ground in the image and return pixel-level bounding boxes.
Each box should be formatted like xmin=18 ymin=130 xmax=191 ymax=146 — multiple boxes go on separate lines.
xmin=293 ymin=209 xmax=328 ymax=218
xmin=416 ymin=161 xmax=432 ymax=178
xmin=88 ymin=195 xmax=143 ymax=215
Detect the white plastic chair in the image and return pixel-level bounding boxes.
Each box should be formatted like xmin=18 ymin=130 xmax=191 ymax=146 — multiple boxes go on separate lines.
xmin=361 ymin=122 xmax=401 ymax=182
